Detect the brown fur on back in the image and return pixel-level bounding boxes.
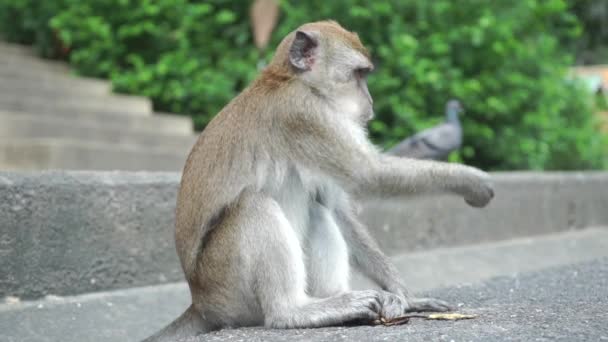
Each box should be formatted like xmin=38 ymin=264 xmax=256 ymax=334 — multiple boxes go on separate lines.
xmin=175 ymin=20 xmax=367 ymax=279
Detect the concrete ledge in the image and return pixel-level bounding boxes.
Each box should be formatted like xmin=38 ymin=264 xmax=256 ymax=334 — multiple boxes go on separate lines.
xmin=361 ymin=172 xmax=608 ymax=255
xmin=1 ymin=171 xmax=607 ymax=299
xmin=0 ymin=172 xmax=183 ymax=299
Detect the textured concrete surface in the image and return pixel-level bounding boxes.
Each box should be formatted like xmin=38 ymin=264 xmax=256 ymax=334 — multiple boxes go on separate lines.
xmin=352 ymin=227 xmax=608 ymax=292
xmin=1 ymin=171 xmax=607 ymax=299
xmin=0 ymin=40 xmax=197 ymax=171
xmin=180 ymin=258 xmax=608 ymax=342
xmin=0 ymin=171 xmax=183 ymax=299
xmin=0 ymin=68 xmax=110 ymax=95
xmin=1 ymin=258 xmax=606 ymax=342
xmin=362 ymin=172 xmax=608 ymax=255
xmin=0 ymin=85 xmax=150 ymax=111
xmin=0 ymin=112 xmax=196 ymax=151
xmin=0 ymin=72 xmax=110 ymax=94
xmin=0 ymin=139 xmax=188 ymax=171
xmin=0 ymin=109 xmax=193 ymax=136
xmin=0 ymin=282 xmax=190 ymax=342
xmin=0 ymin=91 xmax=151 ymax=116
xmin=0 ymin=48 xmax=71 ymax=74
xmin=1 ymin=227 xmax=606 ymax=342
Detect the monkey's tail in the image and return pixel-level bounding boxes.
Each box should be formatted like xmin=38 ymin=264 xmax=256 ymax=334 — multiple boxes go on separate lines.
xmin=141 ymin=304 xmax=211 ymax=342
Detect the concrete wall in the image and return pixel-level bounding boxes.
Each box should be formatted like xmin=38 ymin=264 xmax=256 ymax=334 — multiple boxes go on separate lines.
xmin=0 ymin=172 xmax=182 ymax=299
xmin=1 ymin=171 xmax=607 ymax=299
xmin=361 ymin=172 xmax=608 ymax=255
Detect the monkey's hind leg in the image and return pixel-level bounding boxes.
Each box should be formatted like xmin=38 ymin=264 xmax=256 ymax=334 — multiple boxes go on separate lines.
xmin=234 ymin=192 xmax=385 ymax=328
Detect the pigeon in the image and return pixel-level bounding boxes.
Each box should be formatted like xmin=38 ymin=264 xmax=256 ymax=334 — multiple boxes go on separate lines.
xmin=388 ymin=100 xmax=463 ymax=160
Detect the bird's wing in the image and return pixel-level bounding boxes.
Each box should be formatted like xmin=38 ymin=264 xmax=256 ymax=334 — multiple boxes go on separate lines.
xmin=389 ymin=130 xmax=438 ymax=158
xmin=418 ymin=123 xmax=462 ymax=152
xmin=389 ymin=123 xmax=461 ymax=159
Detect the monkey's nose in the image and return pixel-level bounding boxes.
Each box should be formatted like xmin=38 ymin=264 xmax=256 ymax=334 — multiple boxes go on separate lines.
xmin=367 ymin=110 xmax=375 ymax=121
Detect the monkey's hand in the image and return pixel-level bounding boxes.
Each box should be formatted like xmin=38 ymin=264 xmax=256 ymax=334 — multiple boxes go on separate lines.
xmin=453 ymin=166 xmax=494 ymax=208
xmin=379 ymin=292 xmax=410 ymax=320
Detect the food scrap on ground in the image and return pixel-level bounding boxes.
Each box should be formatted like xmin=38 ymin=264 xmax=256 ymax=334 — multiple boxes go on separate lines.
xmin=375 ymin=313 xmax=478 ymax=326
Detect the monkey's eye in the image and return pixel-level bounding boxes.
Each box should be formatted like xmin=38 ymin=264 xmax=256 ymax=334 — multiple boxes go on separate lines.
xmin=354 ymin=67 xmax=372 ymax=79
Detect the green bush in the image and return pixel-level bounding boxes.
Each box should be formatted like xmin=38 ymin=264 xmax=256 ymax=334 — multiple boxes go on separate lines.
xmin=0 ymin=0 xmax=68 ymax=58
xmin=0 ymin=0 xmax=605 ymax=170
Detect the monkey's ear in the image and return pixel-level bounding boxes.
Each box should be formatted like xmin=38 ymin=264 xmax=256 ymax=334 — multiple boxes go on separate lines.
xmin=289 ymin=30 xmax=318 ymax=71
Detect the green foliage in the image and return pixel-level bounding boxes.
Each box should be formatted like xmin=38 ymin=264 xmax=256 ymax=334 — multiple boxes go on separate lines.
xmin=0 ymin=0 xmax=68 ymax=58
xmin=0 ymin=0 xmax=605 ymax=170
xmin=567 ymin=0 xmax=608 ymax=64
xmin=47 ymin=0 xmax=260 ymax=128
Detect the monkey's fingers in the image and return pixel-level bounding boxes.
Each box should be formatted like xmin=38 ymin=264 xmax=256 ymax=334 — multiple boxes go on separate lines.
xmin=373 ymin=316 xmax=411 ymax=326
xmin=406 ymin=297 xmax=453 ymax=312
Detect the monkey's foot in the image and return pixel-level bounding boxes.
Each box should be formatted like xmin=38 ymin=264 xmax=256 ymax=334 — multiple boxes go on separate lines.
xmin=405 ymin=297 xmax=453 ymax=312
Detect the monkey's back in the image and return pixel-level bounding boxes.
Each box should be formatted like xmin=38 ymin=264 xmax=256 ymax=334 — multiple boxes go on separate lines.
xmin=174 ymin=85 xmax=279 ymax=279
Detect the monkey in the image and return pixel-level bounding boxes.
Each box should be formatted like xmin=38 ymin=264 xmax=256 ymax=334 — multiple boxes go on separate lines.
xmin=143 ymin=20 xmax=493 ymax=341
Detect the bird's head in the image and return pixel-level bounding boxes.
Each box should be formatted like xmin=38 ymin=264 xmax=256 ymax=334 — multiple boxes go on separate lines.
xmin=445 ymin=100 xmax=463 ymax=123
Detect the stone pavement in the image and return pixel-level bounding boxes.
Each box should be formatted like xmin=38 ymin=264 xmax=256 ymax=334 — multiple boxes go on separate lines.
xmin=2 ymin=246 xmax=607 ymax=342
xmin=183 ymin=258 xmax=608 ymax=342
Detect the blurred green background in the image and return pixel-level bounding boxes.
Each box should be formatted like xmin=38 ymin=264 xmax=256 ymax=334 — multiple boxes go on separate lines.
xmin=0 ymin=0 xmax=606 ymax=171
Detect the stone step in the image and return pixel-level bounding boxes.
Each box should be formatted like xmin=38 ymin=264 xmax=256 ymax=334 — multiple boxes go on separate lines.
xmin=0 ymin=41 xmax=44 ymax=57
xmin=1 ymin=91 xmax=151 ymax=116
xmin=0 ymin=42 xmax=71 ymax=72
xmin=0 ymin=79 xmax=145 ymax=109
xmin=0 ymin=42 xmax=110 ymax=96
xmin=1 ymin=230 xmax=606 ymax=342
xmin=0 ymin=69 xmax=111 ymax=96
xmin=0 ymin=52 xmax=71 ymax=74
xmin=0 ymin=112 xmax=197 ymax=150
xmin=0 ymin=139 xmax=187 ymax=171
xmin=0 ymin=90 xmax=152 ymax=116
xmin=0 ymin=171 xmax=606 ymax=301
xmin=0 ymin=109 xmax=193 ymax=136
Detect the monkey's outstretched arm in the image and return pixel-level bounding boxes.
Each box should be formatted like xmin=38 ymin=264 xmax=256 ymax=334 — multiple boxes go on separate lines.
xmin=284 ymin=114 xmax=493 ymax=207
xmin=363 ymin=155 xmax=494 ymax=207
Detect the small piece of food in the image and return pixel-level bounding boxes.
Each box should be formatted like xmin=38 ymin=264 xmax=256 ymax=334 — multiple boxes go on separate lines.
xmin=426 ymin=313 xmax=477 ymax=320
xmin=374 ymin=312 xmax=477 ymax=325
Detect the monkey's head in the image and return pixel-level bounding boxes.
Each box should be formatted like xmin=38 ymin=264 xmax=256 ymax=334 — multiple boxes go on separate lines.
xmin=272 ymin=21 xmax=375 ymax=123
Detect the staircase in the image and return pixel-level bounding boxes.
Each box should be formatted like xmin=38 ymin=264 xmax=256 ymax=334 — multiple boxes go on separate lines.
xmin=0 ymin=42 xmax=196 ymax=171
